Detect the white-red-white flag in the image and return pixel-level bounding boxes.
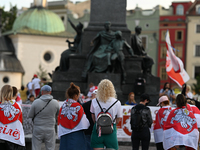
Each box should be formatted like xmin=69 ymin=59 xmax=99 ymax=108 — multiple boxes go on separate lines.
xmin=0 ymin=102 xmax=25 ymax=146
xmin=165 ymin=30 xmax=190 ymax=87
xmin=153 ymin=106 xmax=172 ymax=143
xmin=163 ymin=107 xmax=199 ymax=150
xmin=57 ymin=99 xmax=90 ymax=138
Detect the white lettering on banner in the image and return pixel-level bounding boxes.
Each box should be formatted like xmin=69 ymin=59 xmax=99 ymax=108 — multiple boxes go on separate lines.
xmin=117 ymin=106 xmax=162 ymax=142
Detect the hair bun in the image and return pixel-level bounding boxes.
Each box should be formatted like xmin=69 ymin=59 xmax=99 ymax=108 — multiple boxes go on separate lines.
xmin=70 ymin=82 xmax=76 ymax=88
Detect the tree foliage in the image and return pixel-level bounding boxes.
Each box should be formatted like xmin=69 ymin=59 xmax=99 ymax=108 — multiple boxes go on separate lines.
xmin=36 ymin=64 xmax=51 ymax=82
xmin=1 ymin=4 xmax=17 ymax=33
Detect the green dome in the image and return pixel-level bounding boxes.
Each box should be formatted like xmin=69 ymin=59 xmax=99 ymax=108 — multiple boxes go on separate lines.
xmin=13 ymin=8 xmax=65 ymax=33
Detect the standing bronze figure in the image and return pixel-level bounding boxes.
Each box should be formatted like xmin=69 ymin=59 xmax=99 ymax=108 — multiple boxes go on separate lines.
xmin=110 ymin=31 xmax=134 ymax=83
xmin=59 ymin=18 xmax=83 ymax=71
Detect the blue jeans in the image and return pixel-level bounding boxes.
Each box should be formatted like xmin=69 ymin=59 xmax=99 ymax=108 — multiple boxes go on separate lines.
xmin=59 ymin=130 xmax=86 ymax=150
xmin=85 ymin=134 xmax=93 ymax=150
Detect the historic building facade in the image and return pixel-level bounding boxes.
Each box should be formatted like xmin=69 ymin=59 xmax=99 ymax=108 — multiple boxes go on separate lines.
xmin=186 ymin=0 xmax=200 ymax=85
xmin=1 ymin=0 xmax=73 ymax=88
xmin=158 ymin=1 xmax=192 ymax=89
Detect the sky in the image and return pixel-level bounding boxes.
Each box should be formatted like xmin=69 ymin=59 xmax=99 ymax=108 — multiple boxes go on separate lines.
xmin=0 ymin=0 xmax=195 ymax=11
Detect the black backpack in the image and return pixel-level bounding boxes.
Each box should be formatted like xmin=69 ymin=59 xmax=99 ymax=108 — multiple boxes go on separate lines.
xmin=130 ymin=107 xmax=144 ymax=131
xmin=96 ymin=99 xmax=118 ymax=136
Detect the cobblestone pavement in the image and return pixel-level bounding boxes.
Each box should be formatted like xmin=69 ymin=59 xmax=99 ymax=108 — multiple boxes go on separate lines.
xmin=41 ymin=143 xmax=156 ymax=150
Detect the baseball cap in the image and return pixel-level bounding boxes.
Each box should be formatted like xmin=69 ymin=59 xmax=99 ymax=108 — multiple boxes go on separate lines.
xmin=33 ymin=74 xmax=38 ymax=78
xmin=157 ymin=96 xmax=169 ymax=106
xmin=92 ymin=89 xmax=98 ymax=95
xmin=140 ymin=93 xmax=151 ymax=102
xmin=41 ymin=85 xmax=52 ymax=92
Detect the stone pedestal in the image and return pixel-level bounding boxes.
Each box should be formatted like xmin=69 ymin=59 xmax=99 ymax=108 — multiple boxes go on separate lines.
xmin=52 ymin=55 xmax=160 ymax=106
xmin=134 ymin=73 xmax=160 ymax=106
xmin=87 ymin=73 xmax=122 ymax=95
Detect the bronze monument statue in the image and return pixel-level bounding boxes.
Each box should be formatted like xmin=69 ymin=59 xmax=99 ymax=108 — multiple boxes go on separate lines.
xmin=59 ymin=18 xmax=83 ymax=71
xmin=131 ymin=26 xmax=154 ymax=75
xmin=109 ymin=31 xmax=134 ymax=83
xmin=81 ymin=21 xmax=115 ymax=79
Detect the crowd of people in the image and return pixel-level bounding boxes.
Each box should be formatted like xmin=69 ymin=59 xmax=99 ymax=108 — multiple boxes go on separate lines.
xmin=0 ymin=78 xmax=199 ymax=150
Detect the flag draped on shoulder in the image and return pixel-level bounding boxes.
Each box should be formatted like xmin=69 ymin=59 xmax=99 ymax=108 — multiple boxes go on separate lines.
xmin=154 ymin=106 xmax=171 ymax=143
xmin=0 ymin=102 xmax=25 ymax=146
xmin=165 ymin=30 xmax=190 ymax=87
xmin=58 ymin=99 xmax=90 ymax=138
xmin=163 ymin=106 xmax=199 ymax=150
xmin=187 ymin=103 xmax=200 ymax=128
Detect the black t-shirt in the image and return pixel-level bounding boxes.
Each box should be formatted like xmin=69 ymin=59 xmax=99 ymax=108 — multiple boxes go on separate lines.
xmin=82 ymin=100 xmax=94 ymax=135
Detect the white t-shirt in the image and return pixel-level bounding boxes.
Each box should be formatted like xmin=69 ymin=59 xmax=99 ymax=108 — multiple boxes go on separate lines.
xmin=27 ymin=82 xmax=33 ymax=90
xmin=32 ymin=78 xmax=41 ymax=90
xmin=186 ymin=92 xmax=193 ymax=99
xmin=90 ymin=97 xmax=122 ymax=123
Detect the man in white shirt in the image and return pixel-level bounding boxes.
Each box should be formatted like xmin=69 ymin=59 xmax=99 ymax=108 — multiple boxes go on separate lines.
xmin=27 ymin=79 xmax=33 ymax=98
xmin=32 ymin=74 xmax=41 ymax=97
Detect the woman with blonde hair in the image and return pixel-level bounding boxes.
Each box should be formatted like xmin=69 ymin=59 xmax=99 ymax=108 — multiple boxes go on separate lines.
xmin=186 ymin=85 xmax=193 ymax=99
xmin=0 ymin=85 xmax=25 ymax=149
xmin=90 ymin=79 xmax=122 ymax=150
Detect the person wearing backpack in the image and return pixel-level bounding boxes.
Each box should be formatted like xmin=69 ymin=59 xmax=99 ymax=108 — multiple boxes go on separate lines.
xmin=130 ymin=93 xmax=153 ymax=150
xmin=90 ymin=79 xmax=122 ymax=150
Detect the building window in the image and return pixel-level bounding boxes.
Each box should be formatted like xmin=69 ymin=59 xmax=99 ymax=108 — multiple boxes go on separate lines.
xmin=141 ymin=36 xmax=147 ymax=49
xmin=195 ymin=45 xmax=200 ymax=56
xmin=196 ymin=5 xmax=200 ymax=14
xmin=160 ymin=45 xmax=167 ymax=58
xmin=176 ymin=4 xmax=184 ymax=15
xmin=196 ymin=25 xmax=200 ymax=33
xmin=198 ymin=7 xmax=200 ymax=14
xmin=194 ymin=66 xmax=200 ymax=78
xmin=43 ymin=51 xmax=53 ymax=62
xmin=161 ymin=30 xmax=167 ymax=41
xmin=61 ymin=16 xmax=64 ymax=22
xmin=175 ymin=31 xmax=183 ymax=41
xmin=3 ymin=76 xmax=9 ymax=83
xmin=174 ymin=45 xmax=183 ymax=58
xmin=160 ymin=66 xmax=167 ymax=80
